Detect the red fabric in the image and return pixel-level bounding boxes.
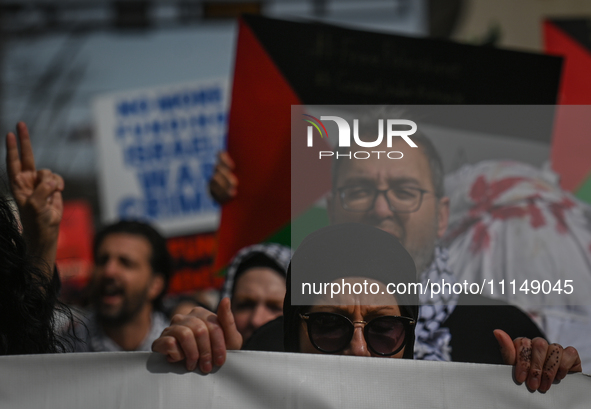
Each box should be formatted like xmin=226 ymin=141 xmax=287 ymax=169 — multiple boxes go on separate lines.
xmin=447 ymin=175 xmax=574 ymax=253
xmin=544 ymin=20 xmax=591 ymax=191
xmin=214 ymin=18 xmax=302 ymax=270
xmin=56 ymin=201 xmax=94 ymax=290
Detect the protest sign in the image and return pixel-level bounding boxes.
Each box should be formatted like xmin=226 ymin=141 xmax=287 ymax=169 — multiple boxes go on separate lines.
xmin=94 ymin=79 xmax=229 ymax=237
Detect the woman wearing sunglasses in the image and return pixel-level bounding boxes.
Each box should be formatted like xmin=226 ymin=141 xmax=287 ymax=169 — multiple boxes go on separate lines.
xmin=153 ymin=223 xmax=582 ymax=392
xmin=281 ymin=223 xmax=419 ymax=360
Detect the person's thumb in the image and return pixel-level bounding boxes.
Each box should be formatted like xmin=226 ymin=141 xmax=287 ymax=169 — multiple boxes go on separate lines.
xmin=494 ymin=329 xmax=516 ymax=365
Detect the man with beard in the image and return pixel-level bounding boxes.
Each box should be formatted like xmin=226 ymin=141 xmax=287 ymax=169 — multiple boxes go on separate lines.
xmin=73 ymin=221 xmax=171 ymax=352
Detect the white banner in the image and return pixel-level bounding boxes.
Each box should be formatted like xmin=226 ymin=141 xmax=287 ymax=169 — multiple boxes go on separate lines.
xmin=0 ymin=350 xmax=589 ymax=408
xmin=93 ymin=79 xmax=229 ymax=236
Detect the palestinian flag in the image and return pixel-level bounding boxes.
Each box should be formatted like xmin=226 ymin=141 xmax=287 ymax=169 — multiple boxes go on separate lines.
xmin=214 ymin=15 xmax=562 ymax=270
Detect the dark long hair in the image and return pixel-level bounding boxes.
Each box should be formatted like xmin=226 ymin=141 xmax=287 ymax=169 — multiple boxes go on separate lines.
xmin=0 ymin=196 xmax=75 ymax=354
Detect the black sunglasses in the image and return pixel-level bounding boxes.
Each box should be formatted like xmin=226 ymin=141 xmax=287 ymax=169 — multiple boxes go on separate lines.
xmin=300 ymin=312 xmax=415 ymax=356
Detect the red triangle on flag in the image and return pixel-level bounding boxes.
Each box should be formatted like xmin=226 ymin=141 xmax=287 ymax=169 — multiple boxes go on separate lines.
xmin=544 ymin=19 xmax=591 ymax=191
xmin=213 ymin=18 xmax=302 ymax=270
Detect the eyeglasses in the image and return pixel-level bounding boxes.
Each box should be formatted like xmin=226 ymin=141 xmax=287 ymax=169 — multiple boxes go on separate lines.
xmin=300 ymin=312 xmax=415 ymax=356
xmin=337 ymin=186 xmax=429 ymax=213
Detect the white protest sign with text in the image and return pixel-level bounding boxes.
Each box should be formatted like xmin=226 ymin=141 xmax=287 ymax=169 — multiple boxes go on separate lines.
xmin=94 ymin=79 xmax=228 ymax=236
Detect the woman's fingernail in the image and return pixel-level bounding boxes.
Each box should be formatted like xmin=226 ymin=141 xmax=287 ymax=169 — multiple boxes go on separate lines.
xmin=529 ymin=373 xmax=540 ymax=390
xmin=540 ymin=377 xmax=550 ymax=393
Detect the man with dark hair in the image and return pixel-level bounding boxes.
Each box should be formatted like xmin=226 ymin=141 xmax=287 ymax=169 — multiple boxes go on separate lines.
xmin=74 ymin=220 xmax=172 ymax=352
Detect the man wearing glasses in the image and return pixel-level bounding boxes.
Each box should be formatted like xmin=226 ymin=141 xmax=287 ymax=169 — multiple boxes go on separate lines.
xmin=328 ymin=131 xmax=445 ymax=282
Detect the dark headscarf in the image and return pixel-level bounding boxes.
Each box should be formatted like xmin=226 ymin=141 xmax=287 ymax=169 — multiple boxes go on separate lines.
xmin=283 ymin=223 xmax=418 ymax=359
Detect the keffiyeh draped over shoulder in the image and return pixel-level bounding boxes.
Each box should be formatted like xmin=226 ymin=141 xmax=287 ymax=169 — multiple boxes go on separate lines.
xmin=220 ymin=243 xmax=292 ymax=300
xmin=414 ymin=247 xmax=458 ymax=362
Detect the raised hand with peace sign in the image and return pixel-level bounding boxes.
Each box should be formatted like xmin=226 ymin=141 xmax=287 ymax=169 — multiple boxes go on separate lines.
xmin=5 ymin=122 xmax=64 ymax=274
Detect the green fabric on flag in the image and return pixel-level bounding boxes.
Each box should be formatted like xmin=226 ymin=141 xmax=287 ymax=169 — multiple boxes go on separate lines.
xmin=575 ymin=174 xmax=591 ymax=204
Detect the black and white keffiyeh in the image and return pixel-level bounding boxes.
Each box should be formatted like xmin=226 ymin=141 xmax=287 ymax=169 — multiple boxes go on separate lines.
xmin=414 ymin=247 xmax=458 ymax=361
xmin=220 ymin=243 xmax=292 ymax=300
